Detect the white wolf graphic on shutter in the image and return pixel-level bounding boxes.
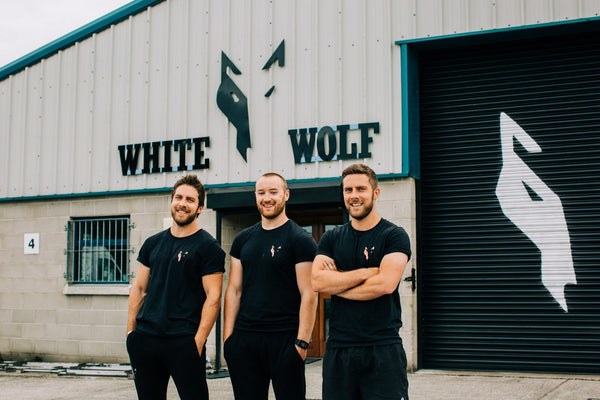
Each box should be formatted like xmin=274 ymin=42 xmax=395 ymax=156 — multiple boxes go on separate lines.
xmin=495 ymin=112 xmax=577 ymax=312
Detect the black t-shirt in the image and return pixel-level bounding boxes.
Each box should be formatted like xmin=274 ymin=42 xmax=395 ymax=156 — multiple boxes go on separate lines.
xmin=317 ymin=218 xmax=411 ymax=347
xmin=230 ymin=220 xmax=317 ymax=332
xmin=135 ymin=228 xmax=225 ymax=336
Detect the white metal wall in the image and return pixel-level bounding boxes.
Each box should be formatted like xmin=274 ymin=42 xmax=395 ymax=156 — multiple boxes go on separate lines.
xmin=1 ymin=0 xmax=600 ymax=198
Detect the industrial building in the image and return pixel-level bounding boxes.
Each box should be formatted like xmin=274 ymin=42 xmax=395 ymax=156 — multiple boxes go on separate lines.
xmin=1 ymin=0 xmax=599 ymax=374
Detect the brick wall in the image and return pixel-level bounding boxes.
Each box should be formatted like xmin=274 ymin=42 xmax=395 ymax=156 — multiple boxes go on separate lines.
xmin=0 ymin=193 xmax=220 ymax=363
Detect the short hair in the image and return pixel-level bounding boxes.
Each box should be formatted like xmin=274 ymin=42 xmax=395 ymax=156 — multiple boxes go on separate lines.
xmin=172 ymin=174 xmax=205 ymax=207
xmin=342 ymin=163 xmax=378 ymax=189
xmin=257 ymin=172 xmax=288 ymax=191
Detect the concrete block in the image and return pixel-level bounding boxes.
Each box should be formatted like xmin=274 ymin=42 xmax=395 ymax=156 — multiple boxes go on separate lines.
xmin=66 ymin=324 xmax=93 ymax=341
xmin=90 ymin=296 xmax=117 ymax=310
xmin=104 ymin=309 xmax=128 ymax=326
xmin=22 ymin=323 xmax=45 ymax=338
xmin=10 ymin=277 xmax=33 ymax=293
xmin=34 ymin=277 xmax=62 ymax=293
xmin=104 ymin=340 xmax=129 ymax=360
xmin=34 ymin=309 xmax=57 ymax=324
xmin=0 ymin=337 xmax=10 ymax=352
xmin=117 ymin=197 xmax=137 ymax=213
xmin=23 ymin=264 xmax=47 ymax=279
xmin=91 ymin=325 xmax=121 ymax=342
xmin=56 ymin=308 xmax=81 ymax=324
xmin=80 ymin=309 xmax=105 ymax=325
xmin=94 ymin=199 xmax=121 ymax=215
xmin=144 ymin=195 xmax=169 ymax=213
xmin=44 ymin=323 xmax=69 ymax=338
xmin=10 ymin=338 xmax=34 ymax=353
xmin=69 ymin=200 xmax=95 ymax=217
xmin=0 ymin=292 xmax=22 ymax=307
xmin=0 ymin=308 xmax=12 ymax=321
xmin=34 ymin=339 xmax=58 ymax=354
xmin=0 ymin=323 xmax=23 ymax=337
xmin=45 ymin=201 xmax=70 ymax=217
xmin=0 ymin=219 xmax=16 ymax=235
xmin=6 ymin=204 xmax=37 ymax=220
xmin=57 ymin=340 xmax=81 ymax=356
xmin=43 ymin=232 xmax=68 ymax=250
xmin=79 ymin=340 xmax=106 ymax=357
xmin=12 ymin=309 xmax=35 ymax=323
xmin=65 ymin=295 xmax=93 ymax=309
xmin=133 ymin=214 xmax=161 ymax=231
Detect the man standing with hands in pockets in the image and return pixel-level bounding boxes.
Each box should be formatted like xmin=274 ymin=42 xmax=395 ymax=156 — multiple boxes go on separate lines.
xmin=224 ymin=172 xmax=318 ymax=400
xmin=312 ymin=164 xmax=412 ymax=400
xmin=126 ymin=174 xmax=225 ymax=400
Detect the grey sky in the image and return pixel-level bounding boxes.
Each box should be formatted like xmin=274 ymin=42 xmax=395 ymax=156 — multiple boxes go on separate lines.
xmin=0 ymin=0 xmax=131 ymax=68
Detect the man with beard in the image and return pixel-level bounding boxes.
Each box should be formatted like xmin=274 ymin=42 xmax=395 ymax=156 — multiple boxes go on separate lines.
xmin=224 ymin=173 xmax=318 ymax=400
xmin=126 ymin=174 xmax=225 ymax=400
xmin=311 ymin=164 xmax=412 ymax=400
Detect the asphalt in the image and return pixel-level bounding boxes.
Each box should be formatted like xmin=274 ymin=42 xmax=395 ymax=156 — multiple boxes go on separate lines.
xmin=1 ymin=359 xmax=600 ymax=400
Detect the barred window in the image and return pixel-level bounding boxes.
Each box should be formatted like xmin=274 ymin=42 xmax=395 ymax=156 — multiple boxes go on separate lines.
xmin=66 ymin=216 xmax=133 ymax=284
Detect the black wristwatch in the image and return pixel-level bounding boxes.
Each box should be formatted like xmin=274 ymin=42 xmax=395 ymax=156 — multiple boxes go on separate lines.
xmin=295 ymin=339 xmax=309 ymax=349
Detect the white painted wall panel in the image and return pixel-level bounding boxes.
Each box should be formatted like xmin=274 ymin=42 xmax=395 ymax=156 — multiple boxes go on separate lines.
xmin=39 ymin=57 xmax=61 ymax=196
xmin=7 ymin=72 xmax=27 ymax=197
xmin=523 ymin=0 xmax=553 ymax=24
xmin=2 ymin=0 xmax=600 ymax=198
xmin=110 ymin=20 xmax=134 ymax=190
xmin=0 ymin=77 xmax=9 ymax=195
xmin=56 ymin=48 xmax=78 ymax=195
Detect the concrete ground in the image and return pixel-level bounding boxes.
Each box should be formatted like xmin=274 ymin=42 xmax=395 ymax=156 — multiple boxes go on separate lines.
xmin=1 ymin=359 xmax=600 ymax=399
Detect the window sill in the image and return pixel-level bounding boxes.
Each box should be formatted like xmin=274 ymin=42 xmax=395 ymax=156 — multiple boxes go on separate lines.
xmin=62 ymin=283 xmax=131 ymax=296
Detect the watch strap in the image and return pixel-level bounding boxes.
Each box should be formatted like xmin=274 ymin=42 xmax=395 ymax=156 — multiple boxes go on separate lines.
xmin=295 ymin=339 xmax=309 ymax=349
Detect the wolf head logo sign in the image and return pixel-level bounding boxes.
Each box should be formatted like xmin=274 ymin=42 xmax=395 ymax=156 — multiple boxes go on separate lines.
xmin=216 ymin=40 xmax=285 ymax=162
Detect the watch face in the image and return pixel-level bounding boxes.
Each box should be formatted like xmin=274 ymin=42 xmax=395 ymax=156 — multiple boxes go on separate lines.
xmin=295 ymin=339 xmax=309 ymax=349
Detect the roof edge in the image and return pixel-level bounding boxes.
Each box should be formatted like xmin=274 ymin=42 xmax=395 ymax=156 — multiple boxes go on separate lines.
xmin=0 ymin=0 xmax=166 ymax=82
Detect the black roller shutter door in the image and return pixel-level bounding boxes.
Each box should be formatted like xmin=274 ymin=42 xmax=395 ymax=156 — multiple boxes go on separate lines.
xmin=418 ymin=31 xmax=600 ymax=373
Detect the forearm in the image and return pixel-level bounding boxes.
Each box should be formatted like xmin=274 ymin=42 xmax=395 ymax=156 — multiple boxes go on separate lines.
xmin=297 ymin=290 xmax=318 ymax=342
xmin=337 ymin=254 xmax=408 ymax=301
xmin=223 ymin=289 xmax=240 ymax=341
xmin=126 ymin=286 xmax=145 ymax=333
xmin=337 ymin=275 xmax=390 ymax=301
xmin=312 ymin=268 xmax=378 ymax=295
xmin=195 ymin=297 xmax=221 ymax=347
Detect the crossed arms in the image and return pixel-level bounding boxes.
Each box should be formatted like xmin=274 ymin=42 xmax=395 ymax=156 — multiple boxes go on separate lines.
xmin=311 ymin=252 xmax=409 ymax=301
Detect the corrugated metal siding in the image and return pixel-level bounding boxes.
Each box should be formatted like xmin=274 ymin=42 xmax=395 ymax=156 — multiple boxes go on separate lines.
xmin=2 ymin=0 xmax=600 ymax=198
xmin=418 ymin=31 xmax=600 ymax=373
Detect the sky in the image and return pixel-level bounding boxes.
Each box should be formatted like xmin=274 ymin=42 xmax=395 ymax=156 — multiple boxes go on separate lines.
xmin=0 ymin=0 xmax=132 ymax=68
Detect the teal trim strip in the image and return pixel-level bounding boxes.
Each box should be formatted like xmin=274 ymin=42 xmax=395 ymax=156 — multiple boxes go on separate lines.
xmin=0 ymin=174 xmax=411 ymax=203
xmin=0 ymin=187 xmax=172 ymax=203
xmin=0 ymin=0 xmax=166 ymax=82
xmin=401 ymin=45 xmax=411 ymax=178
xmin=400 ymin=44 xmax=420 ymax=179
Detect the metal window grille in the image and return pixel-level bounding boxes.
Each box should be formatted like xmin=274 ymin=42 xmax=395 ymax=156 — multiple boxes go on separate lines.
xmin=65 ymin=216 xmax=133 ymax=284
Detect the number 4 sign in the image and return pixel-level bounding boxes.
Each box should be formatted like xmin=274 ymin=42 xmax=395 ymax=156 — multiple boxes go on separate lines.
xmin=24 ymin=233 xmax=40 ymax=255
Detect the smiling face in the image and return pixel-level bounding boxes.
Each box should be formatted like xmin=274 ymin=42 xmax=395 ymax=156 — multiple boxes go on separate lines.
xmin=342 ymin=173 xmax=380 ymax=220
xmin=170 ymin=184 xmax=202 ymax=227
xmin=255 ymin=175 xmax=289 ymax=220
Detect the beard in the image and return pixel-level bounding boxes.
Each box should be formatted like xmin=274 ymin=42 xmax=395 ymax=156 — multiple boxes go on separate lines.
xmin=257 ymin=201 xmax=286 ymax=220
xmin=346 ymin=197 xmax=374 ymax=220
xmin=171 ymin=207 xmax=199 ymax=227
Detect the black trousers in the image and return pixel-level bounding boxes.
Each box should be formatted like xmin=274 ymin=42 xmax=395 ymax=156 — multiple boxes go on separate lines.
xmin=224 ymin=329 xmax=306 ymax=400
xmin=126 ymin=331 xmax=208 ymax=400
xmin=322 ymin=343 xmax=409 ymax=400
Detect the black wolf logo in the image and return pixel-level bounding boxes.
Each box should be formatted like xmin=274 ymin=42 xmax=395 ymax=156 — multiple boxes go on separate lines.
xmin=216 ymin=40 xmax=285 ymax=161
